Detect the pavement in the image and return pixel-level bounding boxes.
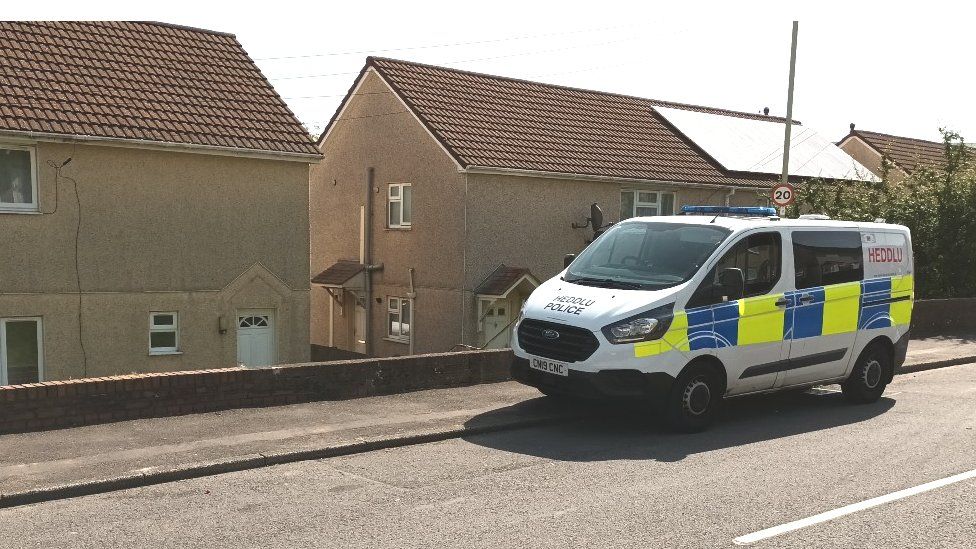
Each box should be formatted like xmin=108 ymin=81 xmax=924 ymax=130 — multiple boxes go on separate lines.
xmin=1 ymin=336 xmax=974 ymax=509
xmin=2 ymin=354 xmax=976 ymax=547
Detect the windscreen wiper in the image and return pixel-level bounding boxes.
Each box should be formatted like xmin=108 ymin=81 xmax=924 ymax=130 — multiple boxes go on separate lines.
xmin=566 ymin=276 xmax=644 ymax=290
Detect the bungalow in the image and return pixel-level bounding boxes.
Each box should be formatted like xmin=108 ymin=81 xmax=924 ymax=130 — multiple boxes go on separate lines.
xmin=838 ymin=125 xmax=949 ymax=182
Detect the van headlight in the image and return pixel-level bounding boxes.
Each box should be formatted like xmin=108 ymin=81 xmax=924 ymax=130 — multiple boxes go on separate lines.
xmin=601 ymin=304 xmax=674 ymax=344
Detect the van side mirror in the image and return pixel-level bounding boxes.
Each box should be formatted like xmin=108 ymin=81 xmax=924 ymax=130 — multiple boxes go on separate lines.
xmin=717 ymin=267 xmax=745 ymax=301
xmin=563 ymin=254 xmax=576 ymax=268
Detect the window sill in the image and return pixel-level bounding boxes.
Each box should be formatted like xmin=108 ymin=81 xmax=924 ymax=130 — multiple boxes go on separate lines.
xmin=383 ymin=337 xmax=410 ymax=345
xmin=149 ymin=350 xmax=183 ymax=356
xmin=385 ymin=226 xmax=412 ymax=231
xmin=0 ymin=209 xmax=41 ymax=215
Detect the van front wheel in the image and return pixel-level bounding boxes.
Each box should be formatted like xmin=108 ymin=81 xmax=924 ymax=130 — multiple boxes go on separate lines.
xmin=842 ymin=343 xmax=891 ymax=404
xmin=665 ymin=365 xmax=721 ymax=433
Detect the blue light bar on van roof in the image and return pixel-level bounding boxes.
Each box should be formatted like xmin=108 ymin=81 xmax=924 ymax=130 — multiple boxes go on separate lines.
xmin=680 ymin=205 xmax=778 ymax=217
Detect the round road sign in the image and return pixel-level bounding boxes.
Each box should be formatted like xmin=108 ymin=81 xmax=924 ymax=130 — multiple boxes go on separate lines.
xmin=771 ymin=183 xmax=796 ymax=207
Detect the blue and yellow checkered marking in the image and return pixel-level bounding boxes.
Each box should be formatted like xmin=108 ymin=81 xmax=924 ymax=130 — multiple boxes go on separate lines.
xmin=859 ymin=278 xmax=892 ymax=330
xmin=632 ymin=275 xmax=913 ymax=358
xmin=738 ymin=294 xmax=786 ymax=345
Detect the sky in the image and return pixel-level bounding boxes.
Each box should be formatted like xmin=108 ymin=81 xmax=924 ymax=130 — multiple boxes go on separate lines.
xmin=12 ymin=1 xmax=976 ymax=142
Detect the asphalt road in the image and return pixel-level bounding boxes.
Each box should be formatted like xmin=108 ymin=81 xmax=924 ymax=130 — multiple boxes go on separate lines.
xmin=3 ymin=364 xmax=976 ymax=548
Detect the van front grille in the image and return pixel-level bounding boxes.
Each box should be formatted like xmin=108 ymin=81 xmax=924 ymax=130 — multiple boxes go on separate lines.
xmin=517 ymin=319 xmax=599 ymax=363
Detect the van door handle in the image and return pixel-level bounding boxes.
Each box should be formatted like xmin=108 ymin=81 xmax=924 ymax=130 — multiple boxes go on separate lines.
xmin=775 ymin=298 xmax=789 ymax=307
xmin=799 ymin=295 xmax=814 ymax=304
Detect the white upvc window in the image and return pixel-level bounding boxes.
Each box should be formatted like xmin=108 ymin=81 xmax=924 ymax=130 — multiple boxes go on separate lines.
xmin=149 ymin=312 xmax=180 ymax=355
xmin=620 ymin=189 xmax=675 ymax=220
xmin=0 ymin=145 xmax=38 ymax=213
xmin=387 ymin=297 xmax=411 ymax=342
xmin=0 ymin=317 xmax=43 ymax=386
xmin=388 ymin=183 xmax=412 ymax=228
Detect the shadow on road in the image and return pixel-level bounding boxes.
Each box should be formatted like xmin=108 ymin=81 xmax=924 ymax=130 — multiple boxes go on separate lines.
xmin=462 ymin=390 xmax=896 ymax=463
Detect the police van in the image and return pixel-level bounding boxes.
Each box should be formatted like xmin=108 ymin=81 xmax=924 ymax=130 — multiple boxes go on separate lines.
xmin=511 ymin=206 xmax=913 ymax=432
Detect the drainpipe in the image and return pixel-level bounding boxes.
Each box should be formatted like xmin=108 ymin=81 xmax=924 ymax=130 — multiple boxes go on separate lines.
xmin=407 ymin=267 xmax=417 ymax=355
xmin=364 ymin=167 xmax=374 ymax=357
xmin=725 ymin=187 xmax=736 ymax=206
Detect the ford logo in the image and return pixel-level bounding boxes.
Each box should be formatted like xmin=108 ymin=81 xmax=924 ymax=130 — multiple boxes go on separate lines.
xmin=542 ymin=329 xmax=560 ymax=340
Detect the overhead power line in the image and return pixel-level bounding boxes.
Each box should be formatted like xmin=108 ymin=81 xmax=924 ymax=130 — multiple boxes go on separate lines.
xmin=280 ymin=62 xmax=633 ymax=100
xmin=269 ymin=36 xmax=641 ymax=81
xmin=253 ymin=23 xmax=644 ymax=61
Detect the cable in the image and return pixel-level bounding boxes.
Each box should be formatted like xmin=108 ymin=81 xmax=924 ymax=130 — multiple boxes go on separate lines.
xmin=69 ymin=170 xmax=88 ymax=378
xmin=282 ymin=61 xmax=633 ymax=101
xmin=268 ymin=35 xmax=642 ymax=81
xmin=253 ymin=23 xmax=646 ymax=61
xmin=42 ymin=153 xmax=88 ymax=377
xmin=739 ymin=127 xmax=818 ymax=174
xmin=284 ymin=91 xmax=393 ymax=100
xmin=332 ymin=110 xmax=408 ymax=122
xmin=791 ymin=140 xmax=837 ymax=174
xmin=41 ymin=160 xmax=66 ymax=215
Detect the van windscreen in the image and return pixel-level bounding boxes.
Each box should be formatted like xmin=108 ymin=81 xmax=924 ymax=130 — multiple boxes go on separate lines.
xmin=565 ymin=222 xmax=731 ymax=290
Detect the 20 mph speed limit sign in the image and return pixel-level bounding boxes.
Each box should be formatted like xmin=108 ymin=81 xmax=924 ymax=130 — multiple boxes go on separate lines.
xmin=771 ymin=183 xmax=796 ymax=207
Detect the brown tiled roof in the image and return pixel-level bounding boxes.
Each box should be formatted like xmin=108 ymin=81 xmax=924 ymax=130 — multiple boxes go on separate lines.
xmin=474 ymin=265 xmax=537 ymax=297
xmin=326 ymin=57 xmax=815 ymax=188
xmin=848 ymin=130 xmax=946 ymax=175
xmin=0 ymin=21 xmax=320 ymax=157
xmin=312 ymin=260 xmax=364 ymax=286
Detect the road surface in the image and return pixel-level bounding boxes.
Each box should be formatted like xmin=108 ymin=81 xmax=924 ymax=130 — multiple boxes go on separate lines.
xmin=2 ymin=364 xmax=975 ymax=548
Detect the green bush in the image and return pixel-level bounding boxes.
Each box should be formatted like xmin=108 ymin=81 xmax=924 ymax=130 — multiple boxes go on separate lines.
xmin=787 ymin=130 xmax=975 ymax=298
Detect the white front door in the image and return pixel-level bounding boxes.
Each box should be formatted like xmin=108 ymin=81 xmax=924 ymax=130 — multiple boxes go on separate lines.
xmin=237 ymin=310 xmax=275 ymax=367
xmin=353 ymin=301 xmax=367 ymax=354
xmin=482 ymin=299 xmax=513 ymax=349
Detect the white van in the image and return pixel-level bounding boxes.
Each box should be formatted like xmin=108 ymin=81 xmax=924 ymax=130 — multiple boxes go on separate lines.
xmin=511 ymin=206 xmax=913 ymax=432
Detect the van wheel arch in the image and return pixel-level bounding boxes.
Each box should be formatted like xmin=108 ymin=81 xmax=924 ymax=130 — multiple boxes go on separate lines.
xmin=859 ymin=336 xmax=895 ymax=384
xmin=680 ymin=355 xmax=728 ymax=397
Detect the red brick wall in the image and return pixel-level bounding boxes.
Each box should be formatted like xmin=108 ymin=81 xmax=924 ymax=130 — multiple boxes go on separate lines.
xmin=0 ymin=350 xmax=513 ymax=434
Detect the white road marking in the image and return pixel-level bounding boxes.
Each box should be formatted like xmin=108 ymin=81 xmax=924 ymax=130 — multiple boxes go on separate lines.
xmin=733 ymin=468 xmax=976 ymax=545
xmin=809 ymin=387 xmax=842 ymax=394
xmin=808 ymin=387 xmax=902 ymax=396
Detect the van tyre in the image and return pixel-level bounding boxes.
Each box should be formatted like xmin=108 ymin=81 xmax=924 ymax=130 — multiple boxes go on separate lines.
xmin=665 ymin=365 xmax=721 ymax=433
xmin=842 ymin=343 xmax=891 ymax=404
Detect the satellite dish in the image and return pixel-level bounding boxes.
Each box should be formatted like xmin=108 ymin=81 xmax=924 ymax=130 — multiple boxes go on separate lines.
xmin=590 ymin=203 xmax=604 ymax=232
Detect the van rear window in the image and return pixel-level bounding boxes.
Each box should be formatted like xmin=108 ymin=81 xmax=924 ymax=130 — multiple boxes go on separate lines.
xmin=792 ymin=231 xmax=863 ymax=289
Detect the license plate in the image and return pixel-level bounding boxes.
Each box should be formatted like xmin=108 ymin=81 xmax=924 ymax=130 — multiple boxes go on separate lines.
xmin=530 ymin=357 xmax=569 ymax=377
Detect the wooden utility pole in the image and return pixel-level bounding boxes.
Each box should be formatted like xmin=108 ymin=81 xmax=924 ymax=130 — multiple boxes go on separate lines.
xmin=780 ymin=21 xmax=799 ymax=214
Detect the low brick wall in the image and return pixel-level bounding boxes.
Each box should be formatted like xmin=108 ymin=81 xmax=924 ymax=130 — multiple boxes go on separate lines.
xmin=911 ymin=298 xmax=976 ymax=337
xmin=0 ymin=349 xmax=514 ymax=435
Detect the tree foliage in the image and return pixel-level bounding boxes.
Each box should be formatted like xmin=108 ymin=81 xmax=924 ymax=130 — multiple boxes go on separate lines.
xmin=788 ymin=130 xmax=975 ymax=298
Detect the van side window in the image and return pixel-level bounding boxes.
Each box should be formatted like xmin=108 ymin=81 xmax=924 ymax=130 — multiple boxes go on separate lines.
xmin=687 ymin=232 xmax=782 ymax=308
xmin=792 ymin=231 xmax=863 ymax=289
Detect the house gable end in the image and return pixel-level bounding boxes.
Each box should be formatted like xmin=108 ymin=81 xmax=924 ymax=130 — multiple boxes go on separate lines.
xmin=317 ymin=65 xmax=463 ymax=171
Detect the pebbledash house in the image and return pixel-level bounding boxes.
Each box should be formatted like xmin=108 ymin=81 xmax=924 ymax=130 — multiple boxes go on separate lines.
xmin=309 ymin=57 xmax=876 ymax=359
xmin=0 ymin=21 xmax=320 ymax=384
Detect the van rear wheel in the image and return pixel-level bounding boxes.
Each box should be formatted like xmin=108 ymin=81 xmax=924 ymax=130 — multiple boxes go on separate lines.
xmin=665 ymin=365 xmax=721 ymax=433
xmin=842 ymin=343 xmax=891 ymax=404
